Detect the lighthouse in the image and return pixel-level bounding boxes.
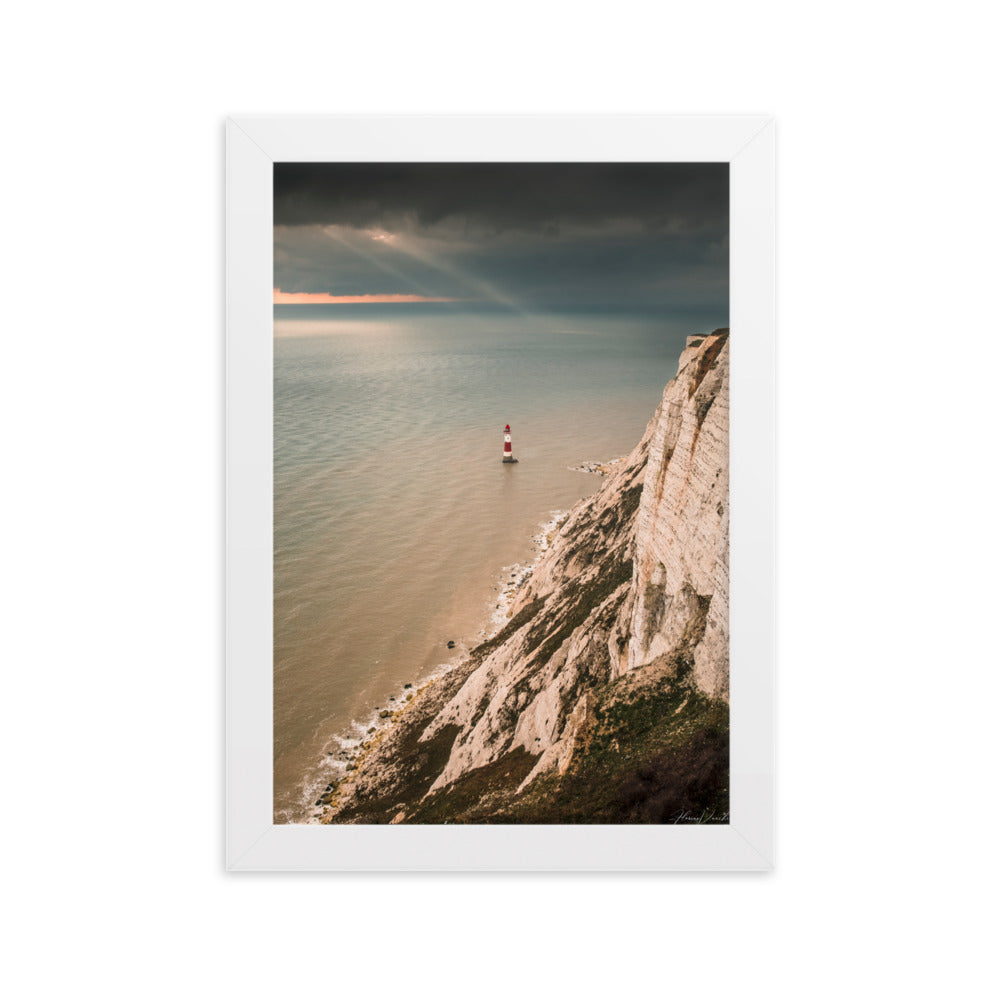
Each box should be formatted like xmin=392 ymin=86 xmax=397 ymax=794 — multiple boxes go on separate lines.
xmin=502 ymin=423 xmax=518 ymax=463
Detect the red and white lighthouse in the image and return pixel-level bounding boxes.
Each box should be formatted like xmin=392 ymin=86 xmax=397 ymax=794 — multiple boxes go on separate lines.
xmin=502 ymin=423 xmax=518 ymax=463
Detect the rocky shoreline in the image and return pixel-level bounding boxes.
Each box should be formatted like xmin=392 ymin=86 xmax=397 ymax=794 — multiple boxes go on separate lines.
xmin=568 ymin=457 xmax=624 ymax=476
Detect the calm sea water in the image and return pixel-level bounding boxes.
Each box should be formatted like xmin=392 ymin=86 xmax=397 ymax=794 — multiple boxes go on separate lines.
xmin=273 ymin=307 xmax=710 ymax=822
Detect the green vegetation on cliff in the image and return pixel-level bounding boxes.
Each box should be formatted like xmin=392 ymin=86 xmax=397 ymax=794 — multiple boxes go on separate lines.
xmin=333 ymin=660 xmax=727 ymax=825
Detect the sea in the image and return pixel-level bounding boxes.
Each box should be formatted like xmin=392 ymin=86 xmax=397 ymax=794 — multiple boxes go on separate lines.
xmin=273 ymin=304 xmax=717 ymax=822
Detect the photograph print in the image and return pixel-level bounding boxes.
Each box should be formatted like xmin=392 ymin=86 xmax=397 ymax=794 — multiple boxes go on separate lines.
xmin=273 ymin=162 xmax=730 ymax=825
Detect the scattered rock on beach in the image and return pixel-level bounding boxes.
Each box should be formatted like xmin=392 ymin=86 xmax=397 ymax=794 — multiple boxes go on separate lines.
xmin=379 ymin=710 xmax=390 ymax=719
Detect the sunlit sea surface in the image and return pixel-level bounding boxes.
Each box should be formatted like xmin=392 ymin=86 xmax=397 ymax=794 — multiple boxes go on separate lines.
xmin=273 ymin=307 xmax=711 ymax=822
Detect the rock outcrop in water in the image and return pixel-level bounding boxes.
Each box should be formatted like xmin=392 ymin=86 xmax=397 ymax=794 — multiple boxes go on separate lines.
xmin=324 ymin=330 xmax=730 ymax=824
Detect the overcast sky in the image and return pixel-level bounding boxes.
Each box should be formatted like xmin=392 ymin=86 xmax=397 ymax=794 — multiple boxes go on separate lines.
xmin=274 ymin=163 xmax=728 ymax=314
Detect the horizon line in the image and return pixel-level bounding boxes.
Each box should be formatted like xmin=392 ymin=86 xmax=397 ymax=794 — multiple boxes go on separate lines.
xmin=273 ymin=289 xmax=466 ymax=305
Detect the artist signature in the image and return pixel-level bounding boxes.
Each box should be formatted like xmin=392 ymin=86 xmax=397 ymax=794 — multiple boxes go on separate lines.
xmin=669 ymin=808 xmax=730 ymax=824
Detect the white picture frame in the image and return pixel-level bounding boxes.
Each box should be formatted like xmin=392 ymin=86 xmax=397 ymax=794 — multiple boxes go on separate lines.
xmin=227 ymin=115 xmax=774 ymax=870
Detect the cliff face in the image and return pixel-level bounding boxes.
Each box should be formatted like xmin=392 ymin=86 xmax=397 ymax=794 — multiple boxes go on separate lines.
xmin=628 ymin=332 xmax=729 ymax=699
xmin=325 ymin=330 xmax=730 ymax=825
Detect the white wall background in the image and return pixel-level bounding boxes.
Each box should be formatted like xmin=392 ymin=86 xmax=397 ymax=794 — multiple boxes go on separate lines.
xmin=3 ymin=2 xmax=995 ymax=996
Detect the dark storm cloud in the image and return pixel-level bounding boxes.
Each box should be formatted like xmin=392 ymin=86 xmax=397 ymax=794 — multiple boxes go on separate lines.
xmin=273 ymin=163 xmax=728 ymax=313
xmin=274 ymin=163 xmax=727 ymax=233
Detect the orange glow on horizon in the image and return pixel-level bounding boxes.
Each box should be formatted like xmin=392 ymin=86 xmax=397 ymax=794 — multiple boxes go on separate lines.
xmin=273 ymin=289 xmax=461 ymax=305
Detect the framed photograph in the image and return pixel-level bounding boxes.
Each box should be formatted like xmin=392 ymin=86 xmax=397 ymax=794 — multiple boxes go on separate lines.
xmin=227 ymin=116 xmax=774 ymax=870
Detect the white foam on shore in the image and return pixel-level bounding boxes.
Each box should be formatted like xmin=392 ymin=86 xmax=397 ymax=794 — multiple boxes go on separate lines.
xmin=295 ymin=658 xmax=465 ymax=823
xmin=479 ymin=509 xmax=569 ymax=637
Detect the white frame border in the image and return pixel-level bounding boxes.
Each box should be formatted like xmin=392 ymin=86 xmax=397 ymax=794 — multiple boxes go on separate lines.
xmin=227 ymin=116 xmax=774 ymax=871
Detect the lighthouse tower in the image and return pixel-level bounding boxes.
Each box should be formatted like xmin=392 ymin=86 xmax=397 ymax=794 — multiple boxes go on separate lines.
xmin=502 ymin=423 xmax=518 ymax=463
